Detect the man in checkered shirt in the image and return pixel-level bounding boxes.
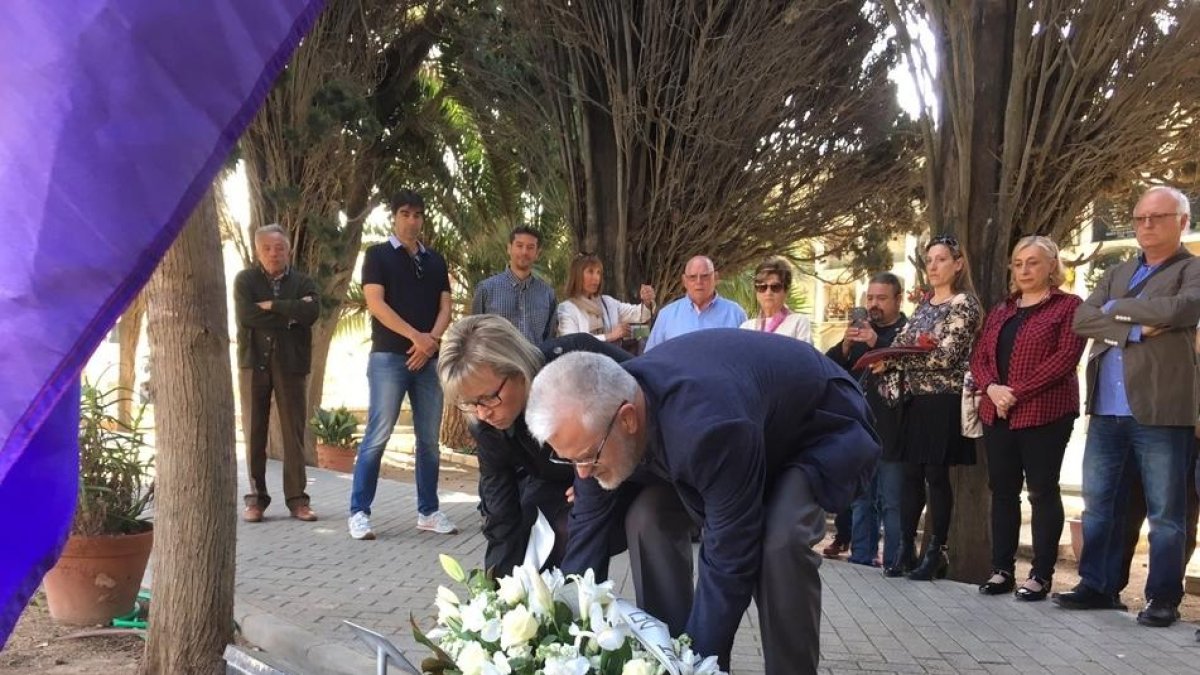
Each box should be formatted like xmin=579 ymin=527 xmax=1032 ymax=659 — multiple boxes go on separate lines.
xmin=472 ymin=226 xmax=557 ymax=344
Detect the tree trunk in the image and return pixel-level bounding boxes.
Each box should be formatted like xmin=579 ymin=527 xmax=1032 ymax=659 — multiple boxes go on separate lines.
xmin=946 ymin=0 xmax=1017 ymax=585
xmin=117 ymin=292 xmax=146 ymax=425
xmin=439 ymin=403 xmax=473 ymax=453
xmin=142 ymin=186 xmax=237 ymax=674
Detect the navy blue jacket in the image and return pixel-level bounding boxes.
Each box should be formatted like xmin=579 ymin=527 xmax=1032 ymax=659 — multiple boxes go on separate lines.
xmin=563 ymin=329 xmax=880 ymax=663
xmin=473 ymin=334 xmax=630 ymax=573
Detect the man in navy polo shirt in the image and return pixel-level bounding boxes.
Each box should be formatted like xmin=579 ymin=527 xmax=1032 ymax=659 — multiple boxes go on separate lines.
xmin=348 ymin=190 xmax=455 ymax=540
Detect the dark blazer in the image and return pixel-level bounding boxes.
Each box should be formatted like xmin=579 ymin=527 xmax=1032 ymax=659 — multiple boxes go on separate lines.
xmin=1073 ymin=248 xmax=1200 ymax=427
xmin=233 ymin=266 xmax=319 ymax=374
xmin=473 ymin=334 xmax=630 ymax=573
xmin=563 ymin=329 xmax=879 ymax=665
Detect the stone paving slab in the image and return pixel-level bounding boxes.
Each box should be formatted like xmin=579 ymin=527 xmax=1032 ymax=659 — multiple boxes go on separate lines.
xmin=236 ymin=460 xmax=1200 ymax=674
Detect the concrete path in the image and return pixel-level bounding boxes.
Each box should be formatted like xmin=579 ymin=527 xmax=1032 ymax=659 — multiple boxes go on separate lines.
xmin=235 ymin=460 xmax=1200 ymax=675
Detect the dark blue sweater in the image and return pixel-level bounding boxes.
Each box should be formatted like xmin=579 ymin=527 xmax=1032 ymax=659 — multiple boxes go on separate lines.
xmin=563 ymin=329 xmax=880 ymax=663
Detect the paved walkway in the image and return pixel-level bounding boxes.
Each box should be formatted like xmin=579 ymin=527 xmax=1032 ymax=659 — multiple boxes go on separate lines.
xmin=235 ymin=460 xmax=1200 ymax=674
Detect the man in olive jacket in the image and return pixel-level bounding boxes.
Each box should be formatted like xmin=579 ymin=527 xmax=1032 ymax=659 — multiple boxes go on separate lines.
xmin=1062 ymin=186 xmax=1200 ymax=628
xmin=234 ymin=224 xmax=320 ymax=523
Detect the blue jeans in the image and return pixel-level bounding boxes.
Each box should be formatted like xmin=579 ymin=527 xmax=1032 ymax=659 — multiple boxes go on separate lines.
xmin=850 ymin=460 xmax=903 ymax=566
xmin=1079 ymin=415 xmax=1191 ymax=604
xmin=350 ymin=352 xmax=444 ymax=516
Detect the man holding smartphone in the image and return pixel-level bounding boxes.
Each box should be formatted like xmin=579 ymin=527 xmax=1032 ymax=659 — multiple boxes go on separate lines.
xmin=824 ymin=273 xmax=908 ymax=572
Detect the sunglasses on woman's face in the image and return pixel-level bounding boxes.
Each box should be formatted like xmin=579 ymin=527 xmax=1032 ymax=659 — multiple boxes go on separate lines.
xmin=754 ymin=282 xmax=785 ymax=293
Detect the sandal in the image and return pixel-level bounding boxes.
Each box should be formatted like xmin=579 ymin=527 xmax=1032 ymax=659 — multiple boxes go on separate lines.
xmin=978 ymin=569 xmax=1014 ymax=595
xmin=1015 ymin=575 xmax=1050 ymax=602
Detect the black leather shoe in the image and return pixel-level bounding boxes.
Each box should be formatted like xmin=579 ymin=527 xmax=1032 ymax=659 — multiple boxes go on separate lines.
xmin=1052 ymin=584 xmax=1117 ymax=610
xmin=1136 ymin=600 xmax=1180 ymax=627
xmin=979 ymin=569 xmax=1014 ymax=595
xmin=1014 ymin=575 xmax=1050 ymax=602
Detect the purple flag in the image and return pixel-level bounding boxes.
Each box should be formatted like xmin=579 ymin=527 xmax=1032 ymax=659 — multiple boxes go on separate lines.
xmin=0 ymin=1 xmax=325 ymax=644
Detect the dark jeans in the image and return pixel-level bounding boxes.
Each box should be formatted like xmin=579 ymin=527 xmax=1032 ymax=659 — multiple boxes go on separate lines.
xmin=239 ymin=363 xmax=310 ymax=510
xmin=1117 ymin=437 xmax=1200 ymax=592
xmin=1079 ymin=416 xmax=1192 ymax=605
xmin=901 ymin=462 xmax=951 ymax=543
xmin=850 ymin=460 xmax=903 ymax=565
xmin=983 ymin=416 xmax=1074 ymax=579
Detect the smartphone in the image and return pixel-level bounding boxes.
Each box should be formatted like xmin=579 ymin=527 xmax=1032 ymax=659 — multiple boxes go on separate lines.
xmin=849 ymin=306 xmax=869 ymax=327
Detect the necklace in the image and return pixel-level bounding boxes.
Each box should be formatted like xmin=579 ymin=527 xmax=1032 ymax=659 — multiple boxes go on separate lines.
xmin=1019 ymin=290 xmax=1050 ymax=308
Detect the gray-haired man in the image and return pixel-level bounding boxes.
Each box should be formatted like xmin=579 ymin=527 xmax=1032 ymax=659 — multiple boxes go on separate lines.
xmin=526 ymin=329 xmax=879 ymax=674
xmin=234 ymin=224 xmax=320 ymax=523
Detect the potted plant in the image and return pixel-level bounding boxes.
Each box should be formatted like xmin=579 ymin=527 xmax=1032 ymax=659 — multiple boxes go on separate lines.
xmin=311 ymin=406 xmax=359 ymax=473
xmin=43 ymin=380 xmax=155 ymax=626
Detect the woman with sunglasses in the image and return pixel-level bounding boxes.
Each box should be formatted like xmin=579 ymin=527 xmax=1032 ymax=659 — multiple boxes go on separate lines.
xmin=739 ymin=257 xmax=813 ymax=342
xmin=436 ymin=315 xmax=695 ymax=629
xmin=871 ymin=235 xmax=983 ymax=580
xmin=556 ymin=253 xmax=656 ymax=346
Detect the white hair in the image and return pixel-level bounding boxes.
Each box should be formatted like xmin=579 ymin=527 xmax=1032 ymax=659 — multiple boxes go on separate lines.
xmin=1143 ymin=186 xmax=1191 ymax=218
xmin=526 ymin=352 xmax=638 ymax=444
xmin=254 ymin=223 xmax=289 ymax=241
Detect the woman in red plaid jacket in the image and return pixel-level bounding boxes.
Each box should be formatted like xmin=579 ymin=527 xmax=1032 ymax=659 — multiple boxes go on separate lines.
xmin=970 ymin=235 xmax=1087 ymax=601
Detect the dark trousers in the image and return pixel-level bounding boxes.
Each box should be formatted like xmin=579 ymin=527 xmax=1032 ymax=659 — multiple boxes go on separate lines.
xmin=983 ymin=416 xmax=1073 ymax=580
xmin=831 ymin=507 xmax=852 ymax=544
xmin=583 ymin=481 xmax=697 ymax=637
xmin=239 ymin=363 xmax=310 ymax=510
xmin=901 ymin=462 xmax=951 ymax=542
xmin=754 ymin=466 xmax=825 ymax=675
xmin=610 ymin=470 xmax=825 ymax=674
xmin=1117 ymin=437 xmax=1200 ymax=592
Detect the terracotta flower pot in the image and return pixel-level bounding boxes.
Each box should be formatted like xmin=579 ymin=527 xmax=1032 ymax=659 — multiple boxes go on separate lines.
xmin=316 ymin=443 xmax=356 ymax=473
xmin=43 ymin=528 xmax=153 ymax=626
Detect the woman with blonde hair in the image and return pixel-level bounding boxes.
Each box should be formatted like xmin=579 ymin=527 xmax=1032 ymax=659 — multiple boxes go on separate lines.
xmin=970 ymin=235 xmax=1085 ymax=600
xmin=556 ymin=253 xmax=655 ymax=345
xmin=872 ymin=235 xmax=983 ymax=580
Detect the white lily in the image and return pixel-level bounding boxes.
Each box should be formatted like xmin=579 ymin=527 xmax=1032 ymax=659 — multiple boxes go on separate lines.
xmin=520 ymin=564 xmax=556 ymax=619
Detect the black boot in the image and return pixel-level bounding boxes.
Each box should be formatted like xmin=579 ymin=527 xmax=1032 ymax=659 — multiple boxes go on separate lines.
xmin=907 ymin=539 xmax=949 ymax=581
xmin=883 ymin=538 xmax=916 ymax=578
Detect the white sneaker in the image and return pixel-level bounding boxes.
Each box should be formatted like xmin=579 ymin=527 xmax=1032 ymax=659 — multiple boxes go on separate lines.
xmin=416 ymin=510 xmax=457 ymax=535
xmin=348 ymin=512 xmax=375 ymax=540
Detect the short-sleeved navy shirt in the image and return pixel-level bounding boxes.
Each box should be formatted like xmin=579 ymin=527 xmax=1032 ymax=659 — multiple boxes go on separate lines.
xmin=361 ymin=238 xmax=450 ymax=354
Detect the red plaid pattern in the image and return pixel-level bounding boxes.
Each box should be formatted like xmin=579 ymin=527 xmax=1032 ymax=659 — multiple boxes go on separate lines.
xmin=970 ymin=290 xmax=1087 ymax=429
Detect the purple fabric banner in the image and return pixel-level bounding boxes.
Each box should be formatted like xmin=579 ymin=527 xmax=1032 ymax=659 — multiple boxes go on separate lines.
xmin=0 ymin=1 xmax=325 ymax=644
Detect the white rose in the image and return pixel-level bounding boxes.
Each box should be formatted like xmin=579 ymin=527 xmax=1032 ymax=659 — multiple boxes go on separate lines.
xmin=456 ymin=642 xmax=490 ymax=675
xmin=500 ymin=605 xmax=539 ymax=649
xmin=622 ymin=658 xmax=657 ymax=675
xmin=497 ymin=574 xmax=526 ymax=606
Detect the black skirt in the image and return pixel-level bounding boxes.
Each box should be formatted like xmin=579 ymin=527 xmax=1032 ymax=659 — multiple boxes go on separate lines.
xmin=897 ymin=393 xmax=977 ymax=466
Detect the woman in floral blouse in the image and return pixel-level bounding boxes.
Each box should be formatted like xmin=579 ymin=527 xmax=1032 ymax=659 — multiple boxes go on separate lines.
xmin=872 ymin=235 xmax=983 ymax=580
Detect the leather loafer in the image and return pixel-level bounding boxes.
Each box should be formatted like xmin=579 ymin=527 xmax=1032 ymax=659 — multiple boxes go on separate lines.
xmin=1052 ymin=584 xmax=1116 ymax=610
xmin=242 ymin=505 xmax=264 ymax=523
xmin=1136 ymin=600 xmax=1180 ymax=627
xmin=290 ymin=505 xmax=318 ymax=522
